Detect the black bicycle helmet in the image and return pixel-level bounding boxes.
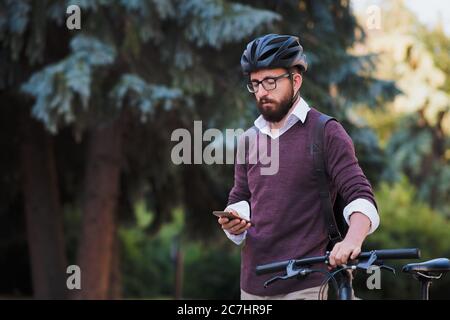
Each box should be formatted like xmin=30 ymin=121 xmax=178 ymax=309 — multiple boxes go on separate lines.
xmin=241 ymin=34 xmax=308 ymax=74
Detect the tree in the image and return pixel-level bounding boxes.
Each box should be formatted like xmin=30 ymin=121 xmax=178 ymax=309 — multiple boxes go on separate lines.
xmin=0 ymin=0 xmax=71 ymax=299
xmin=353 ymin=0 xmax=450 ymax=217
xmin=1 ymin=0 xmax=279 ymax=298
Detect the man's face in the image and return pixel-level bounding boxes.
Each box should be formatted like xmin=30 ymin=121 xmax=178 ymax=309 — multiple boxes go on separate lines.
xmin=249 ymin=68 xmax=298 ymax=123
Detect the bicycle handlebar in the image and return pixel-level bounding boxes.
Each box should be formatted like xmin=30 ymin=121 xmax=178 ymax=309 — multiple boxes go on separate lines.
xmin=255 ymin=248 xmax=420 ymax=275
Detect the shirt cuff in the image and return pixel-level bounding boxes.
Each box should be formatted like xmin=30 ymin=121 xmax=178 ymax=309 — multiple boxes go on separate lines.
xmin=223 ymin=229 xmax=247 ymax=245
xmin=343 ymin=198 xmax=380 ymax=234
xmin=225 ymin=201 xmax=250 ymax=220
xmin=223 ymin=200 xmax=250 ymax=245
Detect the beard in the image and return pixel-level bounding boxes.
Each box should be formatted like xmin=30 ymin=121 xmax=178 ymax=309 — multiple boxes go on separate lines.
xmin=256 ymin=86 xmax=295 ymax=123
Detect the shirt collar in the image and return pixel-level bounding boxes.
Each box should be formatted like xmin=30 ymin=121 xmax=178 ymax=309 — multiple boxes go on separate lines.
xmin=253 ymin=97 xmax=311 ymax=131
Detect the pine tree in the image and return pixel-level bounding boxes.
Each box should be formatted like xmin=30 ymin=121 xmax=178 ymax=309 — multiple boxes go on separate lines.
xmin=0 ymin=0 xmax=280 ymax=298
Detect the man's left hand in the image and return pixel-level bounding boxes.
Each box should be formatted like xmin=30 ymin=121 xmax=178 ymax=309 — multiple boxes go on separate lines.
xmin=328 ymin=211 xmax=371 ymax=268
xmin=328 ymin=238 xmax=362 ymax=268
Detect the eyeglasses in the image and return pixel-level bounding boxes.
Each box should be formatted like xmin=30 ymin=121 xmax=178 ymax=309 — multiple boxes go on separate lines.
xmin=246 ymin=72 xmax=292 ymax=93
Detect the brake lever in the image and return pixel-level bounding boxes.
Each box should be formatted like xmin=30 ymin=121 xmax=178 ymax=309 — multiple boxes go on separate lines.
xmin=264 ymin=275 xmax=284 ymax=287
xmin=353 ymin=252 xmax=396 ymax=275
xmin=263 ymin=260 xmax=312 ymax=288
xmin=357 ymin=251 xmax=378 ymax=270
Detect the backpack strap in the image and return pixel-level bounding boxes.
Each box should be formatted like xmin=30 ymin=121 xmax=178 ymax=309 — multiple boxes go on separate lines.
xmin=311 ymin=113 xmax=343 ymax=246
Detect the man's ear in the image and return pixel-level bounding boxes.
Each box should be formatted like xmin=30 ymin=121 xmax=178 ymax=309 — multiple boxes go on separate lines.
xmin=292 ymin=73 xmax=302 ymax=93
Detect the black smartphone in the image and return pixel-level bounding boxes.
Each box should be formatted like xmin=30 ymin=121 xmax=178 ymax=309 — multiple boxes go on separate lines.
xmin=212 ymin=211 xmax=253 ymax=225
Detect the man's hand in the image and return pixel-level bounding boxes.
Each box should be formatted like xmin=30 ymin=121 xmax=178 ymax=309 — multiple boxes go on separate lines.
xmin=328 ymin=238 xmax=362 ymax=268
xmin=328 ymin=212 xmax=371 ymax=268
xmin=218 ymin=209 xmax=252 ymax=235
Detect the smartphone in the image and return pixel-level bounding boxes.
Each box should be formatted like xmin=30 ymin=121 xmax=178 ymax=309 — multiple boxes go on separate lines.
xmin=212 ymin=211 xmax=253 ymax=225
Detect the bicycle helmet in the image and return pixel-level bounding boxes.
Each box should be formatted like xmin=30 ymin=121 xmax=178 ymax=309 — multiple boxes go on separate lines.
xmin=240 ymin=34 xmax=308 ymax=74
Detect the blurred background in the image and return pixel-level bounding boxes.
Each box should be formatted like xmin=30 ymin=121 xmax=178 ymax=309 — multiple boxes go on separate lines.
xmin=0 ymin=0 xmax=449 ymax=299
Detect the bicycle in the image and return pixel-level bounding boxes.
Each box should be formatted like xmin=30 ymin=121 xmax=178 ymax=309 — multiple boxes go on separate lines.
xmin=255 ymin=248 xmax=450 ymax=300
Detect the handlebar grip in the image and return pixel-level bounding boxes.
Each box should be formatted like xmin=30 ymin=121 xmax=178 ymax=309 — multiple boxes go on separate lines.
xmin=361 ymin=248 xmax=421 ymax=260
xmin=255 ymin=261 xmax=290 ymax=275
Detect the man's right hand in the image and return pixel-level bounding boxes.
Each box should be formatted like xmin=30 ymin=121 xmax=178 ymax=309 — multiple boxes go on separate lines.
xmin=218 ymin=209 xmax=252 ymax=235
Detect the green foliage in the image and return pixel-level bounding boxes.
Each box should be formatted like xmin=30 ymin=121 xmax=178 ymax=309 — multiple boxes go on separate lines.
xmin=111 ymin=74 xmax=187 ymax=121
xmin=183 ymin=241 xmax=241 ymax=299
xmin=120 ymin=205 xmax=240 ymax=299
xmin=343 ymin=117 xmax=386 ymax=184
xmin=20 ymin=35 xmax=116 ymax=132
xmin=355 ymin=2 xmax=450 ymax=218
xmin=120 ymin=220 xmax=176 ymax=298
xmin=422 ymin=25 xmax=450 ymax=93
xmin=0 ymin=0 xmax=39 ymax=64
xmin=179 ymin=0 xmax=281 ymax=48
xmin=384 ymin=114 xmax=450 ymax=217
xmin=352 ymin=178 xmax=450 ymax=299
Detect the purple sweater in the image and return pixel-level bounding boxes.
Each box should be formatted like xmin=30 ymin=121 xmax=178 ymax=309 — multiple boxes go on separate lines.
xmin=227 ymin=108 xmax=377 ymax=296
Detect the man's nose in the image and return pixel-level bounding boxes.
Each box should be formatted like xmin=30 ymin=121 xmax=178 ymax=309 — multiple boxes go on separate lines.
xmin=255 ymin=84 xmax=269 ymax=99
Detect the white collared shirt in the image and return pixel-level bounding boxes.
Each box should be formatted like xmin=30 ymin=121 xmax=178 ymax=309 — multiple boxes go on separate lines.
xmin=224 ymin=97 xmax=379 ymax=245
xmin=253 ymin=97 xmax=311 ymax=139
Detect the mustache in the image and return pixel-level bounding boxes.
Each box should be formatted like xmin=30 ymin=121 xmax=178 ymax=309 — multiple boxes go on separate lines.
xmin=258 ymin=98 xmax=276 ymax=105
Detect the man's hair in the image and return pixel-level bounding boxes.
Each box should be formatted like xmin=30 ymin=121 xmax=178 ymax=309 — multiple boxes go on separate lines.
xmin=289 ymin=66 xmax=304 ymax=76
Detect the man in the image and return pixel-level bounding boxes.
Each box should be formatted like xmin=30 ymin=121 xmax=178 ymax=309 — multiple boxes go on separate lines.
xmin=217 ymin=34 xmax=380 ymax=300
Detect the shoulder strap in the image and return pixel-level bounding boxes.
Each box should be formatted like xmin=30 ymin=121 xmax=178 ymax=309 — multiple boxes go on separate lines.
xmin=311 ymin=113 xmax=343 ymax=245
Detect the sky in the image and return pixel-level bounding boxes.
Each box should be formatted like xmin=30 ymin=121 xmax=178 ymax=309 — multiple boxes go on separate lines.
xmin=351 ymin=0 xmax=450 ymax=35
